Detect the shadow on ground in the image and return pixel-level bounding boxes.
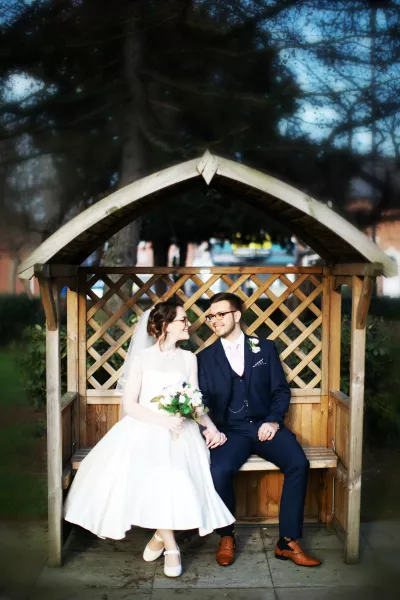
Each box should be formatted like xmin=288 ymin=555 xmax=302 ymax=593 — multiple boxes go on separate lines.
xmin=1 ymin=523 xmax=399 ymax=600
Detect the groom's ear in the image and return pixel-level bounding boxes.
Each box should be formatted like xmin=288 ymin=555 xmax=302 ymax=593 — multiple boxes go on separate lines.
xmin=234 ymin=310 xmax=242 ymax=323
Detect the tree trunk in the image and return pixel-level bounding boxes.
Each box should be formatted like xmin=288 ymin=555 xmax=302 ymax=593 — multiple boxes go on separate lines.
xmin=101 ymin=11 xmax=147 ymax=311
xmin=152 ymin=237 xmax=170 ymax=297
xmin=102 ymin=12 xmax=146 ymax=272
xmin=178 ymin=238 xmax=189 ymax=267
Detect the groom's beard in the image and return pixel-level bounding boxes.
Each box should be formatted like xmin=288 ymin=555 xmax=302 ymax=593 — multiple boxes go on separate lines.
xmin=213 ymin=319 xmax=237 ymax=338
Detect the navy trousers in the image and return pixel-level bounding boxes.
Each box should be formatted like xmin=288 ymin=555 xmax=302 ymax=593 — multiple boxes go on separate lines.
xmin=211 ymin=421 xmax=310 ymax=538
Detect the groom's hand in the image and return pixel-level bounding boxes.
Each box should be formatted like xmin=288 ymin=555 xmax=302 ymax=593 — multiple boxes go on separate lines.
xmin=258 ymin=422 xmax=279 ymax=442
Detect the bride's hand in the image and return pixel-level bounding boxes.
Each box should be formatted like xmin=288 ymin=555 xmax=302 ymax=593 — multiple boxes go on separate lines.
xmin=203 ymin=428 xmax=227 ymax=449
xmin=162 ymin=415 xmax=184 ymax=434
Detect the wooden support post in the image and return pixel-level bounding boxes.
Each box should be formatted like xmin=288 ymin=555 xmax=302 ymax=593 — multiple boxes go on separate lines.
xmin=46 ymin=280 xmax=63 ymax=566
xmin=327 ymin=277 xmax=342 ymax=526
xmin=345 ymin=276 xmax=366 ymax=564
xmin=67 ymin=283 xmax=79 ymax=451
xmin=78 ymin=270 xmax=87 ymax=447
xmin=67 ymin=284 xmax=79 ymax=392
xmin=356 ymin=276 xmax=374 ymax=329
xmin=318 ymin=275 xmax=330 ymax=523
xmin=39 ymin=278 xmax=58 ymax=331
xmin=321 ymin=275 xmax=330 ymax=399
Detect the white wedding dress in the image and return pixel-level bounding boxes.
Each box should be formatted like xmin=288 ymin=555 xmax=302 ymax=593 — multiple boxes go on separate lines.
xmin=64 ymin=345 xmax=234 ymax=540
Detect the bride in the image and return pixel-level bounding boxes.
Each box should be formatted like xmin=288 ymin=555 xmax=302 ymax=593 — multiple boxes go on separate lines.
xmin=64 ymin=299 xmax=235 ymax=577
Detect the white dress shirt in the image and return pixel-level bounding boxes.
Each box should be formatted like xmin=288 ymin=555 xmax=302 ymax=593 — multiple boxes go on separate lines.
xmin=221 ymin=332 xmax=245 ymax=376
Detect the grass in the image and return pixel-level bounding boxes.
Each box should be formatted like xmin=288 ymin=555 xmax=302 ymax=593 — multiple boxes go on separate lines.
xmin=0 ymin=350 xmax=47 ymax=519
xmin=0 ymin=351 xmax=27 ymax=408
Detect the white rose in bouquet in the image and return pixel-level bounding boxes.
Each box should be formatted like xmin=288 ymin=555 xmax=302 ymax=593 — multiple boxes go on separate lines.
xmin=151 ymin=381 xmax=208 ymax=440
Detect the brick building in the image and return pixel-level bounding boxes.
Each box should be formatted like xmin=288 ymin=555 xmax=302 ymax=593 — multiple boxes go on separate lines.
xmin=347 ymin=200 xmax=400 ymax=297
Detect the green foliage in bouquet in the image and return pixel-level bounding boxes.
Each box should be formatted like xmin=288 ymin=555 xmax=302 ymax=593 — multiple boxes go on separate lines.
xmin=151 ymin=382 xmax=208 ymax=421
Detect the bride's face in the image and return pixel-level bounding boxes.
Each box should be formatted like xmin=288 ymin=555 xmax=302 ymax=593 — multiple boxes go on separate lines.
xmin=166 ymin=306 xmax=190 ymax=342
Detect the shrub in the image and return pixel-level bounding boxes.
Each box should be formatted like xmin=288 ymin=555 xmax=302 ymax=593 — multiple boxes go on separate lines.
xmin=342 ymin=297 xmax=400 ymax=321
xmin=341 ymin=316 xmax=400 ymax=446
xmin=0 ymin=295 xmax=44 ymax=346
xmin=12 ymin=325 xmax=67 ymax=409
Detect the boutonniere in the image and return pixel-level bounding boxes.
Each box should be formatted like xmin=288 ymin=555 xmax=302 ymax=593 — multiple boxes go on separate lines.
xmin=247 ymin=337 xmax=261 ymax=353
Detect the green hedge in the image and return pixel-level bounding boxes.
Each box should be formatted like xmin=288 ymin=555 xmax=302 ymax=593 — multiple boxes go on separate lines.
xmin=340 ymin=316 xmax=400 ymax=446
xmin=0 ymin=294 xmax=44 ymax=346
xmin=12 ymin=325 xmax=67 ymax=409
xmin=342 ymin=296 xmax=400 ymax=321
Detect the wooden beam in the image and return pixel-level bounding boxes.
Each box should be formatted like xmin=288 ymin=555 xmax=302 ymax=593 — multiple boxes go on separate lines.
xmin=356 ymin=276 xmax=374 ymax=329
xmin=327 ymin=276 xmax=342 ymax=525
xmin=34 ymin=263 xmax=51 ymax=278
xmin=78 ymin=271 xmax=87 ymax=447
xmin=290 ymin=388 xmax=321 ymax=396
xmin=67 ymin=285 xmax=79 ymax=392
xmin=81 ymin=266 xmax=324 ymax=275
xmin=38 ymin=277 xmax=58 ymax=331
xmin=18 ymin=156 xmax=397 ymax=280
xmin=330 ymin=263 xmax=383 ymax=277
xmin=67 ymin=282 xmax=80 ymax=453
xmin=86 ymin=388 xmax=321 ymax=400
xmin=318 ymin=275 xmax=330 ymax=524
xmin=218 ymin=157 xmax=397 ymax=277
xmin=85 ymin=392 xmax=321 ymax=406
xmin=328 ymin=284 xmax=342 ymax=419
xmin=62 ymin=465 xmax=72 ymax=490
xmin=61 ymin=392 xmax=78 ymax=412
xmin=49 ymin=265 xmax=79 ymax=277
xmin=331 ymin=390 xmax=350 ymax=411
xmin=72 ymin=446 xmax=338 ymax=473
xmin=46 ymin=283 xmax=63 ymax=566
xmin=345 ymin=276 xmax=366 ymax=564
xmin=336 ymin=461 xmax=349 ymax=487
xmin=321 ymin=276 xmax=330 ymax=398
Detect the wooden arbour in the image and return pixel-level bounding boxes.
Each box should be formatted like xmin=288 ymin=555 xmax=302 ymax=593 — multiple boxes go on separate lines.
xmin=18 ymin=152 xmax=396 ymax=568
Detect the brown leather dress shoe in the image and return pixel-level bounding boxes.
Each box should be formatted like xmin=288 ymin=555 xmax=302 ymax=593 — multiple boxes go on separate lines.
xmin=216 ymin=536 xmax=236 ymax=566
xmin=275 ymin=540 xmax=322 ymax=567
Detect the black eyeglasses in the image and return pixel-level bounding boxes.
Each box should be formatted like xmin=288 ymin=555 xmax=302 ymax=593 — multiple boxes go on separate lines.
xmin=206 ymin=310 xmax=237 ymax=322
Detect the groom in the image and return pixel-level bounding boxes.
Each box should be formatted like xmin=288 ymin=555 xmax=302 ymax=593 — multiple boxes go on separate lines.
xmin=198 ymin=292 xmax=321 ymax=568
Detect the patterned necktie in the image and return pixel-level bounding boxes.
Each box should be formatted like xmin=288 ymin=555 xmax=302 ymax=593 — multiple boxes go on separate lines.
xmin=228 ymin=343 xmax=244 ymax=376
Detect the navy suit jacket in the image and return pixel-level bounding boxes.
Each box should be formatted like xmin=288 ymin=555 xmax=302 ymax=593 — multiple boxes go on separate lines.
xmin=197 ymin=335 xmax=291 ymax=428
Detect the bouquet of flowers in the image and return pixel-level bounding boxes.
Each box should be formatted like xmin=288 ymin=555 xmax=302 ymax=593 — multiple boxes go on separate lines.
xmin=151 ymin=382 xmax=208 ymax=439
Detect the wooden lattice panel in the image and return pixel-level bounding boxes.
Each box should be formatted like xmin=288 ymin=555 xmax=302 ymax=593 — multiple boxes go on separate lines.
xmin=80 ymin=268 xmax=324 ymax=392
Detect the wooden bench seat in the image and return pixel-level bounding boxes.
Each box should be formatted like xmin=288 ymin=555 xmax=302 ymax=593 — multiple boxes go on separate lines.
xmin=240 ymin=446 xmax=337 ymax=471
xmin=68 ymin=446 xmax=337 ymax=477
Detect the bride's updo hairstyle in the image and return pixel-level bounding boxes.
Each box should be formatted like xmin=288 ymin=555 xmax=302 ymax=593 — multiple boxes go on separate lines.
xmin=147 ymin=299 xmax=184 ymax=345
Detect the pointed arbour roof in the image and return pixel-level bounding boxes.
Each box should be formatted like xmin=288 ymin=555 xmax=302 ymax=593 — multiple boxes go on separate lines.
xmin=18 ymin=151 xmax=397 ymax=279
